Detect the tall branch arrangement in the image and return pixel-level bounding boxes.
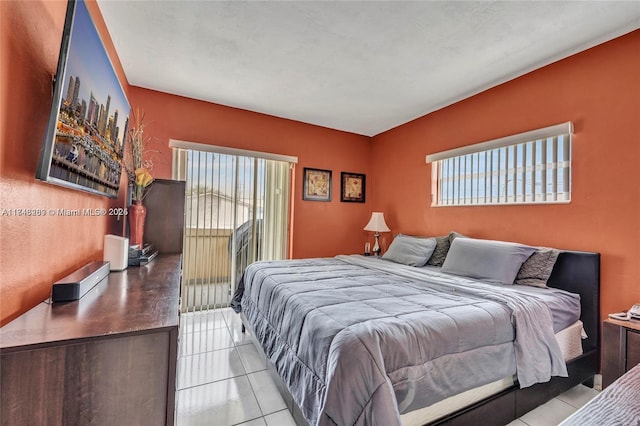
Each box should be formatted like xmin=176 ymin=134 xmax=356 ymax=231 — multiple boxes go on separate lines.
xmin=124 ymin=107 xmax=154 ymax=202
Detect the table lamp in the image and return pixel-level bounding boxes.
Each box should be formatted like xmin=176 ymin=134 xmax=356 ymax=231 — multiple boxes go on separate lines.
xmin=364 ymin=212 xmax=390 ymax=256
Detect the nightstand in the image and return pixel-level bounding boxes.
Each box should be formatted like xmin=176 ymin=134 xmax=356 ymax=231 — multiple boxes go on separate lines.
xmin=602 ymin=317 xmax=640 ymax=388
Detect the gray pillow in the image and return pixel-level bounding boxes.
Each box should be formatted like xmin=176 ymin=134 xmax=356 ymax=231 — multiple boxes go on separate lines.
xmin=426 ymin=235 xmax=450 ymax=266
xmin=441 ymin=238 xmax=536 ymax=284
xmin=382 ymin=234 xmax=437 ymax=267
xmin=515 ymin=247 xmax=560 ymax=288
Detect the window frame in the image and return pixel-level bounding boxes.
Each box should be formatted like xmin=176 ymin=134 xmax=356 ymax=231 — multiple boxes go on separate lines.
xmin=426 ymin=122 xmax=573 ymax=207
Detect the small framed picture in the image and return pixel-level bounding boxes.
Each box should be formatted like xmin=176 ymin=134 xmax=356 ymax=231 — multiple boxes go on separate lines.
xmin=303 ymin=168 xmax=332 ymax=201
xmin=341 ymin=172 xmax=365 ymax=203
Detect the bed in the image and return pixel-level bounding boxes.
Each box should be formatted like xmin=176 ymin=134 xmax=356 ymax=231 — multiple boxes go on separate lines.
xmin=232 ymin=236 xmax=600 ymax=426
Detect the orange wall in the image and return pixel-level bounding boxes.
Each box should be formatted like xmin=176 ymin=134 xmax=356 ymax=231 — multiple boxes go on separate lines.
xmin=1 ymin=0 xmax=371 ymax=326
xmin=0 ymin=0 xmax=129 ymax=325
xmin=4 ymin=1 xmax=637 ymax=328
xmin=370 ymin=30 xmax=640 ymax=319
xmin=130 ymin=87 xmax=372 ymax=259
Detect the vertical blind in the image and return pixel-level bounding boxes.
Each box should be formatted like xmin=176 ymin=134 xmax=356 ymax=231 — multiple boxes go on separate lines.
xmin=426 ymin=122 xmax=572 ymax=206
xmin=171 ymin=141 xmax=295 ymax=313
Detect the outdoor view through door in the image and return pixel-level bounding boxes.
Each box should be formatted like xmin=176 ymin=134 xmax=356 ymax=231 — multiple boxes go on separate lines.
xmin=173 ymin=145 xmax=293 ymax=312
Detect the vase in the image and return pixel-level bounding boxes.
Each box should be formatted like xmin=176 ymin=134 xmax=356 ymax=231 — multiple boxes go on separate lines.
xmin=128 ymin=200 xmax=147 ymax=247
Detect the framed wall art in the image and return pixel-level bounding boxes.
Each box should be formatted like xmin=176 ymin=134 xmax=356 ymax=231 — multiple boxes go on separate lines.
xmin=35 ymin=0 xmax=130 ymax=198
xmin=341 ymin=172 xmax=365 ymax=203
xmin=303 ymin=167 xmax=332 ymax=201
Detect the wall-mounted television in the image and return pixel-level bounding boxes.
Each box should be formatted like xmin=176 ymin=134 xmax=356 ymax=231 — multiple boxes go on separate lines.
xmin=36 ymin=0 xmax=130 ymax=198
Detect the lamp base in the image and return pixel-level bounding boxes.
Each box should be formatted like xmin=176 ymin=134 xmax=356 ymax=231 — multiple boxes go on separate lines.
xmin=372 ymin=233 xmax=381 ymax=256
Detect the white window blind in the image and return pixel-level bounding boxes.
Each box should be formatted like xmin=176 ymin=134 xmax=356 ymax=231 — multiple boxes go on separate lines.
xmin=171 ymin=141 xmax=295 ymax=312
xmin=426 ymin=122 xmax=572 ymax=206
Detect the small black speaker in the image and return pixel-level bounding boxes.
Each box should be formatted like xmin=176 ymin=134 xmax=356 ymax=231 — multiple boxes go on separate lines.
xmin=51 ymin=261 xmax=110 ymax=302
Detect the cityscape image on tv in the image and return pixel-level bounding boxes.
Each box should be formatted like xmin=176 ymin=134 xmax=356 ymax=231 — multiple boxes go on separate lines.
xmin=49 ymin=0 xmax=130 ymax=197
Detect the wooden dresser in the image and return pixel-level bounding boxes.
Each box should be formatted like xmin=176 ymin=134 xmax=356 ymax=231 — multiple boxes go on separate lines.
xmin=0 ymin=254 xmax=182 ymax=426
xmin=602 ymin=317 xmax=640 ymax=388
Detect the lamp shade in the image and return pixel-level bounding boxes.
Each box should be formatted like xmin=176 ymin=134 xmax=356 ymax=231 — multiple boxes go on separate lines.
xmin=363 ymin=212 xmax=390 ymax=233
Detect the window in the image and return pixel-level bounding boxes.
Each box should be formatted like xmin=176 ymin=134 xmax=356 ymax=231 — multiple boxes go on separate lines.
xmin=171 ymin=139 xmax=296 ymax=311
xmin=426 ymin=122 xmax=572 ymax=206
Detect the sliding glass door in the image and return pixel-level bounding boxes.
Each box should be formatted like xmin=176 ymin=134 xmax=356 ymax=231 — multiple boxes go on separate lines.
xmin=173 ymin=147 xmax=292 ymax=312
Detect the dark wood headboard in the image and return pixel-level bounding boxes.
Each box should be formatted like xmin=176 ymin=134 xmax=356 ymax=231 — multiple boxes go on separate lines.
xmin=547 ymin=251 xmax=601 ymax=353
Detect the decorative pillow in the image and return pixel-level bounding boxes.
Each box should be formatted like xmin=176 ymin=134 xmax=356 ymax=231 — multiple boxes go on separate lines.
xmin=382 ymin=234 xmax=437 ymax=267
xmin=441 ymin=238 xmax=536 ymax=285
xmin=426 ymin=231 xmax=467 ymax=266
xmin=426 ymin=235 xmax=450 ymax=266
xmin=448 ymin=231 xmax=467 ymax=244
xmin=515 ymin=247 xmax=560 ymax=288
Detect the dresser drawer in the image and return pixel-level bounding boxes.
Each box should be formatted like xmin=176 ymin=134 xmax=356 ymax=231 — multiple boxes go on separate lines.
xmin=627 ymin=329 xmax=640 ymax=370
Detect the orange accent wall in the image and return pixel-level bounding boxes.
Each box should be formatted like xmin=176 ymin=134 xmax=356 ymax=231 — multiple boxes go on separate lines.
xmin=130 ymin=87 xmax=372 ymax=259
xmin=4 ymin=0 xmax=637 ymax=329
xmin=0 ymin=0 xmax=129 ymax=325
xmin=370 ymin=30 xmax=640 ymax=320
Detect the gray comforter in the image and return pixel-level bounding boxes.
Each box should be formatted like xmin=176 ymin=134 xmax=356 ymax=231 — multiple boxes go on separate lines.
xmin=237 ymin=255 xmax=575 ymax=426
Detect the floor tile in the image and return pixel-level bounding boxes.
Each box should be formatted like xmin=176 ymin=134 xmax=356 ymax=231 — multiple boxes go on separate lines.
xmin=237 ymin=343 xmax=267 ymax=374
xmin=556 ymin=384 xmax=599 ymax=408
xmin=178 ymin=347 xmax=246 ymax=390
xmin=518 ymin=397 xmax=578 ymax=426
xmin=505 ymin=420 xmax=528 ymax=426
xmin=593 ymin=374 xmax=602 ymax=391
xmin=224 ymin=310 xmax=245 ymax=329
xmin=181 ymin=310 xmax=227 ymax=333
xmin=233 ymin=417 xmax=267 ymax=426
xmin=264 ymin=409 xmax=296 ymax=426
xmin=248 ymin=370 xmax=287 ymax=415
xmin=229 ymin=322 xmax=254 ymax=346
xmin=218 ymin=307 xmax=234 ymax=317
xmin=217 ymin=307 xmax=233 ymax=320
xmin=180 ymin=327 xmax=235 ymax=356
xmin=176 ymin=375 xmax=262 ymax=426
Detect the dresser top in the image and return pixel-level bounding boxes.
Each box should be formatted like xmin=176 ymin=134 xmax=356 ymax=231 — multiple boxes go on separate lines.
xmin=0 ymin=254 xmax=181 ymax=352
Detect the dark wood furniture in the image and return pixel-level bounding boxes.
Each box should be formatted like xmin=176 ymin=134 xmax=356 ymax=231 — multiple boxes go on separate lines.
xmin=0 ymin=254 xmax=182 ymax=426
xmin=560 ymin=362 xmax=640 ymax=425
xmin=143 ymin=178 xmax=186 ymax=254
xmin=240 ymin=250 xmax=600 ymax=426
xmin=602 ymin=317 xmax=640 ymax=388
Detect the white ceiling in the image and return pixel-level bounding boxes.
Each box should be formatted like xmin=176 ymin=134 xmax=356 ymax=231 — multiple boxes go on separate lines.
xmin=97 ymin=1 xmax=640 ymax=137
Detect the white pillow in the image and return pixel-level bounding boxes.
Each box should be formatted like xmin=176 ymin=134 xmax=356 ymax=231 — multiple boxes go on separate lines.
xmin=441 ymin=238 xmax=536 ymax=284
xmin=382 ymin=234 xmax=437 ymax=267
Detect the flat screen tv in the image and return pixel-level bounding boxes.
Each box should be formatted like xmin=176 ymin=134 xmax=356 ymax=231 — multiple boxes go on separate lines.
xmin=36 ymin=0 xmax=130 ymax=198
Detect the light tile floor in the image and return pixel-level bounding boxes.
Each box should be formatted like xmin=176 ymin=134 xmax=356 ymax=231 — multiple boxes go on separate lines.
xmin=177 ymin=308 xmax=295 ymax=426
xmin=177 ymin=308 xmax=599 ymax=426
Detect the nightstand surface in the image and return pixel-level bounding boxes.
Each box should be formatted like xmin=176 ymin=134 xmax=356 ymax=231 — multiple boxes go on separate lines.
xmin=605 ymin=317 xmax=640 ymax=331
